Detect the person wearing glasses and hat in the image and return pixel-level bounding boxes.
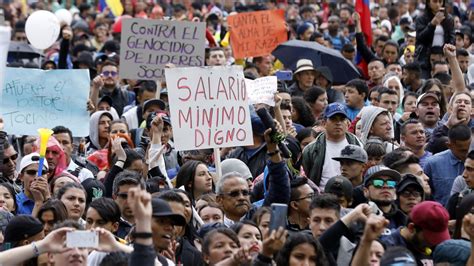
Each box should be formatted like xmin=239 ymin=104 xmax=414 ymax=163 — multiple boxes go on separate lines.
xmin=16 ymin=153 xmax=50 ymax=215
xmin=90 ymin=61 xmax=135 ymax=117
xmin=288 ymin=59 xmax=317 ymax=97
xmin=363 ymin=165 xmax=408 ymax=230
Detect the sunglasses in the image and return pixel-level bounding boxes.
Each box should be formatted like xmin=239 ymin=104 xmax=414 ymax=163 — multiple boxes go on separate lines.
xmin=117 ymin=192 xmax=128 ymax=199
xmin=400 ymin=190 xmax=422 ymax=198
xmin=293 ymin=193 xmax=316 ymax=201
xmin=102 ymin=71 xmax=118 ymax=77
xmin=24 ymin=169 xmax=47 ymax=176
xmin=372 ymin=179 xmax=397 ymax=189
xmin=221 ymin=189 xmax=250 ymax=198
xmin=3 ymin=154 xmax=18 ymax=165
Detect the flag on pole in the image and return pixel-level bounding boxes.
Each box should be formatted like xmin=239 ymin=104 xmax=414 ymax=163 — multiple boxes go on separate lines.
xmin=355 ymin=0 xmax=372 ymax=78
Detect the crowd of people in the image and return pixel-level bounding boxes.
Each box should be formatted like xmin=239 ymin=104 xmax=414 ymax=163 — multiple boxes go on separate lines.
xmin=1 ymin=0 xmax=474 ymax=265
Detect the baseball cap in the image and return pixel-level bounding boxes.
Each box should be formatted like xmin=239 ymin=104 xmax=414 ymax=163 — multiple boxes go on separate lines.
xmin=416 ymin=92 xmax=439 ymax=106
xmin=4 ymin=215 xmax=44 ymax=245
xmin=98 ymin=95 xmax=113 ymax=107
xmin=410 ymin=201 xmax=450 ymax=246
xmin=143 ymin=99 xmax=166 ymax=112
xmin=324 ymin=103 xmax=348 ymax=119
xmin=396 ymin=174 xmax=424 ymax=197
xmin=151 ymin=198 xmax=186 ymax=226
xmin=364 ymin=165 xmax=401 ymax=187
xmin=19 ymin=153 xmax=48 ymax=173
xmin=433 ymin=239 xmax=471 ymax=266
xmin=324 ymin=176 xmax=353 ymax=200
xmin=332 ymin=144 xmax=368 ymax=163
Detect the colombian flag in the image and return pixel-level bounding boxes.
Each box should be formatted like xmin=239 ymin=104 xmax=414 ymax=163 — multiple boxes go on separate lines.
xmin=355 ymin=0 xmax=372 ymax=78
xmin=98 ymin=0 xmax=123 ymax=17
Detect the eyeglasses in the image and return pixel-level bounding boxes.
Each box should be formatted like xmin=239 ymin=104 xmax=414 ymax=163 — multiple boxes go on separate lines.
xmin=24 ymin=169 xmax=46 ymax=176
xmin=117 ymin=192 xmax=128 ymax=199
xmin=293 ymin=193 xmax=315 ymax=201
xmin=400 ymin=190 xmax=421 ymax=198
xmin=3 ymin=154 xmax=18 ymax=165
xmin=102 ymin=71 xmax=118 ymax=77
xmin=371 ymin=179 xmax=397 ymax=189
xmin=220 ymin=189 xmax=250 ymax=198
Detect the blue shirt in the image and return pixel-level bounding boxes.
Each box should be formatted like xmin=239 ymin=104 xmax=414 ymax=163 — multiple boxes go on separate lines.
xmin=419 ymin=150 xmax=432 ymax=168
xmin=423 ymin=150 xmax=464 ymax=205
xmin=16 ymin=191 xmax=34 ymax=215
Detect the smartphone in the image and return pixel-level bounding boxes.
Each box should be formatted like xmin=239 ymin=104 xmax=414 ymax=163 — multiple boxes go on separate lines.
xmin=66 ymin=231 xmax=99 ymax=248
xmin=275 ymin=70 xmax=293 ymax=81
xmin=269 ymin=203 xmax=288 ymax=232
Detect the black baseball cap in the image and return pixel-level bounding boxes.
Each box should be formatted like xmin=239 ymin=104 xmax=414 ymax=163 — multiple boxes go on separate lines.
xmin=151 ymin=198 xmax=186 ymax=226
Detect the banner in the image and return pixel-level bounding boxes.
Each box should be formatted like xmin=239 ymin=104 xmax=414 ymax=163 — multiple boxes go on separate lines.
xmin=1 ymin=68 xmax=90 ymax=136
xmin=246 ymin=76 xmax=277 ymax=106
xmin=120 ymin=18 xmax=206 ymax=80
xmin=228 ymin=9 xmax=287 ymax=59
xmin=0 ymin=26 xmax=11 ymax=100
xmin=165 ymin=66 xmax=254 ymax=151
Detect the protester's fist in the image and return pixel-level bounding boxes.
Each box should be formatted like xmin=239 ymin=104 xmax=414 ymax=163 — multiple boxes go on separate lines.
xmin=352 ymin=12 xmax=360 ymax=22
xmin=463 ymin=213 xmax=474 ymax=240
xmin=62 ymin=27 xmax=72 ymax=40
xmin=274 ymin=94 xmax=282 ymax=108
xmin=92 ymin=75 xmax=104 ymax=89
xmin=151 ymin=114 xmax=164 ymax=136
xmin=443 ymin=44 xmax=457 ymax=59
xmin=86 ymin=99 xmax=95 ymax=112
xmin=362 ymin=215 xmax=389 ymax=242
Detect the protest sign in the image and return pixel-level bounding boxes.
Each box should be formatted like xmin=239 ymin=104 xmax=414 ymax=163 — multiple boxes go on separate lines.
xmin=120 ymin=18 xmax=206 ymax=80
xmin=0 ymin=26 xmax=10 ymax=100
xmin=1 ymin=68 xmax=90 ymax=136
xmin=246 ymin=76 xmax=277 ymax=106
xmin=228 ymin=9 xmax=287 ymax=59
xmin=165 ymin=66 xmax=254 ymax=151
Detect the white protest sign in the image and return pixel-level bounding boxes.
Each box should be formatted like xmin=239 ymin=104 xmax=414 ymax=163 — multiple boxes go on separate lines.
xmin=246 ymin=76 xmax=277 ymax=106
xmin=165 ymin=66 xmax=254 ymax=151
xmin=120 ymin=18 xmax=206 ymax=80
xmin=0 ymin=26 xmax=10 ymax=100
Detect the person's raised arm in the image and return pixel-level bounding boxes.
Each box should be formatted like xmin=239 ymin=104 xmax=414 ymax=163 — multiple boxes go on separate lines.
xmin=444 ymin=44 xmax=466 ymax=93
xmin=0 ymin=227 xmax=73 ymax=265
xmin=350 ymin=215 xmax=389 ymax=266
xmin=104 ymin=137 xmax=127 ymax=197
xmin=352 ymin=12 xmax=376 ymax=63
xmin=463 ymin=213 xmax=474 ymax=266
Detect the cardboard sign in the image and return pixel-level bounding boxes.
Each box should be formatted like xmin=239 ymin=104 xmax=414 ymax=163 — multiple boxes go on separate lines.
xmin=246 ymin=76 xmax=277 ymax=106
xmin=1 ymin=68 xmax=90 ymax=136
xmin=0 ymin=26 xmax=10 ymax=100
xmin=120 ymin=18 xmax=206 ymax=80
xmin=228 ymin=9 xmax=287 ymax=59
xmin=165 ymin=66 xmax=254 ymax=151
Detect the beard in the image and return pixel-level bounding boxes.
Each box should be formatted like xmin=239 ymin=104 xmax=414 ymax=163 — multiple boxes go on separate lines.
xmin=371 ymin=199 xmax=392 ymax=207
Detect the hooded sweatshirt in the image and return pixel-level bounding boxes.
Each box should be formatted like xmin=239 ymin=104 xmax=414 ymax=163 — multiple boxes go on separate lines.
xmin=360 ymin=106 xmax=398 ymax=153
xmin=88 ymin=111 xmax=114 ymax=153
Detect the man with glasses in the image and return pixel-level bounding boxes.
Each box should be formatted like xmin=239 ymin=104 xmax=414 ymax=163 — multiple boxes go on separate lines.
xmin=216 ymin=128 xmax=290 ymax=227
xmin=0 ymin=140 xmax=20 ymax=193
xmin=287 ymin=177 xmax=315 ymax=233
xmin=363 ymin=165 xmax=407 ymax=230
xmin=112 ymin=170 xmax=144 ymax=238
xmin=91 ymin=61 xmax=134 ymax=116
xmin=16 ymin=153 xmax=50 ymax=215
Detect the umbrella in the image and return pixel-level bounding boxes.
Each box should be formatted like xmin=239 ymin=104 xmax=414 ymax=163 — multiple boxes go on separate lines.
xmin=8 ymin=41 xmax=43 ymax=60
xmin=272 ymin=40 xmax=360 ymax=84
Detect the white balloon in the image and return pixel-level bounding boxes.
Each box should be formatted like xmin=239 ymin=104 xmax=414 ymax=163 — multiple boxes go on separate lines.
xmin=55 ymin=9 xmax=73 ymax=26
xmin=25 ymin=10 xmax=60 ymax=50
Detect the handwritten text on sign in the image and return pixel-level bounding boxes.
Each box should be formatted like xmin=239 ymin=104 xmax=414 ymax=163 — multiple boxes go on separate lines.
xmin=1 ymin=68 xmax=90 ymax=136
xmin=120 ymin=18 xmax=206 ymax=80
xmin=165 ymin=66 xmax=254 ymax=151
xmin=228 ymin=9 xmax=287 ymax=59
xmin=246 ymin=76 xmax=277 ymax=106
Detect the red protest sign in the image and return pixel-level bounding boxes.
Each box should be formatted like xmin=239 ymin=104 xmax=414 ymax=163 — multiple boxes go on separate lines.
xmin=228 ymin=9 xmax=287 ymax=59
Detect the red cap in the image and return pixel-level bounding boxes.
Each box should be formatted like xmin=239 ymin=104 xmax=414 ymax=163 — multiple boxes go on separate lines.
xmin=410 ymin=201 xmax=450 ymax=246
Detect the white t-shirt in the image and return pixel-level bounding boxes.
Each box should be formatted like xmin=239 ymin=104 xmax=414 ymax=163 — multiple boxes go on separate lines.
xmin=320 ymin=138 xmax=349 ymax=191
xmin=432 ymin=25 xmax=445 ymax=47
